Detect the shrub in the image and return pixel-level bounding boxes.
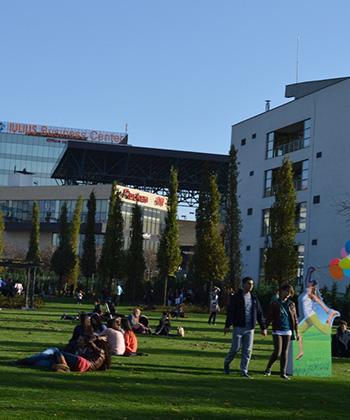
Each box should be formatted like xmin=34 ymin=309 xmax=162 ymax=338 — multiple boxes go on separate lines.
xmin=0 ymin=294 xmax=44 ymax=309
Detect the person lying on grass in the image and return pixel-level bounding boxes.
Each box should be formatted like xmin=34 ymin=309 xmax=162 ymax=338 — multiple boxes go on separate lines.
xmin=102 ymin=317 xmax=126 ymax=356
xmin=16 ymin=334 xmax=111 ymax=373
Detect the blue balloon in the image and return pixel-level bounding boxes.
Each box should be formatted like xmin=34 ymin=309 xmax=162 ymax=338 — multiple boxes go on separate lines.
xmin=345 ymin=240 xmax=350 ymax=254
xmin=343 ymin=269 xmax=350 ymax=277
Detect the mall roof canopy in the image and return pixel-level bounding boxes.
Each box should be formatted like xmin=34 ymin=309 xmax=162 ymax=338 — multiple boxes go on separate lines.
xmin=52 ymin=141 xmax=229 ymax=206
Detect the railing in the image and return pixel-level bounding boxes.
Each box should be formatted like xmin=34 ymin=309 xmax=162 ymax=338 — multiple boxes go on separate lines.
xmin=271 ymin=136 xmax=308 ymax=158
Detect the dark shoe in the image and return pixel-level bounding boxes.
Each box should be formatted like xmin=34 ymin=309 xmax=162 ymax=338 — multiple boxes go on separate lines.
xmin=280 ymin=374 xmax=290 ymax=380
xmin=264 ymin=370 xmax=271 ymax=376
xmin=241 ymin=372 xmax=253 ymax=379
xmin=224 ymin=363 xmax=230 ymax=374
xmin=16 ymin=358 xmax=31 ymax=366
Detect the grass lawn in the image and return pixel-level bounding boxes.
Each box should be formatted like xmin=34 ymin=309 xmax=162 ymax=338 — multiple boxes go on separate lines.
xmin=0 ymin=299 xmax=349 ymax=419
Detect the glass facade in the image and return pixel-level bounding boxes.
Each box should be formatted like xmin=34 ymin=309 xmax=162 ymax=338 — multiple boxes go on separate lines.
xmin=1 ymin=198 xmax=166 ymax=253
xmin=0 ymin=132 xmax=65 ymax=186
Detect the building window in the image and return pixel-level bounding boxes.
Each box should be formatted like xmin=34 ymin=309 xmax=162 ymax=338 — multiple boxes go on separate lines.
xmin=249 ymin=170 xmax=254 ymax=176
xmin=311 ymin=239 xmax=318 ymax=246
xmin=296 ymin=244 xmax=305 ymax=286
xmin=246 ymin=245 xmax=251 ymax=251
xmin=247 ymin=208 xmax=253 ymax=215
xmin=316 ymin=151 xmax=322 ymax=158
xmin=265 ymin=119 xmax=311 ymax=159
xmin=252 ymin=133 xmax=256 ymax=139
xmin=313 ymin=195 xmax=320 ymax=204
xmin=241 ymin=138 xmax=246 ymax=146
xmin=261 ymin=208 xmax=271 ymax=236
xmin=296 ymin=202 xmax=307 ymax=233
xmin=264 ymin=169 xmax=274 ymax=197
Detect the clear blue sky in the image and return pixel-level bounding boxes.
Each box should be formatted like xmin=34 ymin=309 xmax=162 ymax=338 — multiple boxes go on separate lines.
xmin=1 ymin=1 xmax=349 ymax=155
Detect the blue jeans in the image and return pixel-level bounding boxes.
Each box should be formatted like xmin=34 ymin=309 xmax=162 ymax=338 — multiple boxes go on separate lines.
xmin=224 ymin=327 xmax=254 ymax=374
xmin=24 ymin=347 xmax=79 ymax=369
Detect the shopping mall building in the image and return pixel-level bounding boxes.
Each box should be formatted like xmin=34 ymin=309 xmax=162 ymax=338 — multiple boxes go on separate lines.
xmin=0 ymin=120 xmax=228 ymax=260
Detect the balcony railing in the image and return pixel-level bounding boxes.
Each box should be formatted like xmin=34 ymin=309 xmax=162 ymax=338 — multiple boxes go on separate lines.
xmin=270 ymin=136 xmax=308 ymax=159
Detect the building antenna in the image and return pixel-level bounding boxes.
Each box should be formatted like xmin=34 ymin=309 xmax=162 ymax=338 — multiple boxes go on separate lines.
xmin=296 ymin=34 xmax=301 ymax=83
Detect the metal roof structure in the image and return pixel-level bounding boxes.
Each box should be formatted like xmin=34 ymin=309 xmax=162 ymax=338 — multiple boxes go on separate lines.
xmin=52 ymin=141 xmax=229 ymax=207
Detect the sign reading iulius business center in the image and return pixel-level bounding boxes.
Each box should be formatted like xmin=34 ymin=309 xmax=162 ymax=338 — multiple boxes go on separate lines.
xmin=0 ymin=121 xmax=127 ymax=144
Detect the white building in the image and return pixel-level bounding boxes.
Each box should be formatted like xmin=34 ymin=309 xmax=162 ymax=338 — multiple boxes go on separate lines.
xmin=231 ymin=77 xmax=350 ymax=291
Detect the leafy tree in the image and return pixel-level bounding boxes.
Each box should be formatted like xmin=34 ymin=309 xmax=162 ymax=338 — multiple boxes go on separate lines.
xmin=157 ymin=167 xmax=182 ymax=305
xmin=81 ymin=191 xmax=97 ymax=291
xmin=26 ymin=202 xmax=41 ymax=308
xmin=224 ymin=145 xmax=242 ymax=290
xmin=126 ymin=203 xmax=145 ymax=303
xmin=67 ymin=196 xmax=83 ymax=291
xmin=50 ymin=203 xmax=76 ymax=290
xmin=98 ymin=183 xmax=124 ymax=292
xmin=265 ymin=157 xmax=298 ymax=285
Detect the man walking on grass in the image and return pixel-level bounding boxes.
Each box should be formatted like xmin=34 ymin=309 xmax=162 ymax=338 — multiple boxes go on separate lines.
xmin=224 ymin=276 xmax=267 ymax=378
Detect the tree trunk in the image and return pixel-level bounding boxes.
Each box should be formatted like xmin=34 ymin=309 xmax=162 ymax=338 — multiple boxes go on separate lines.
xmin=25 ymin=269 xmax=31 ymax=309
xmin=163 ymin=276 xmax=168 ymax=306
xmin=30 ymin=268 xmax=36 ymax=309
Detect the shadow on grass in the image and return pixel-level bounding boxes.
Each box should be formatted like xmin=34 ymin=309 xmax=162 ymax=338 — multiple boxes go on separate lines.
xmin=0 ymin=366 xmax=349 ymax=419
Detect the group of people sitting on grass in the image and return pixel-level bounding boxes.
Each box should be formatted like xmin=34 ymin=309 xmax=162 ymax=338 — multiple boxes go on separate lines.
xmin=16 ymin=306 xmax=184 ymax=373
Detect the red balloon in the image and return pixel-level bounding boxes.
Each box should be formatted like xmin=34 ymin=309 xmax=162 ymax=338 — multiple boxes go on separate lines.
xmin=330 ymin=258 xmax=341 ymax=267
xmin=329 ymin=264 xmax=343 ymax=280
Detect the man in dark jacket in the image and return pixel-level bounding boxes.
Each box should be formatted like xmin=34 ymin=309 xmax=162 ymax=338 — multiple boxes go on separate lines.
xmin=224 ymin=276 xmax=267 ymax=378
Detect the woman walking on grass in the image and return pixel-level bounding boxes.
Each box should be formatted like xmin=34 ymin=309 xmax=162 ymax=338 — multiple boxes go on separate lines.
xmin=264 ymin=283 xmax=299 ymax=380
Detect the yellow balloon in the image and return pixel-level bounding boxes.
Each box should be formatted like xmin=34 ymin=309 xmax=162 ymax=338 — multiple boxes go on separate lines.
xmin=339 ymin=257 xmax=350 ymax=270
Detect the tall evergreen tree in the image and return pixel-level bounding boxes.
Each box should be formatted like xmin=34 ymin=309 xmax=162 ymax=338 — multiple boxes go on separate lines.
xmin=191 ymin=170 xmax=210 ymax=292
xmin=51 ymin=203 xmax=76 ymax=290
xmin=224 ymin=145 xmax=242 ymax=290
xmin=67 ymin=196 xmax=83 ymax=291
xmin=126 ymin=203 xmax=145 ymax=303
xmin=0 ymin=210 xmax=4 ymax=271
xmin=81 ymin=191 xmax=97 ymax=291
xmin=192 ymin=174 xmax=229 ymax=302
xmin=26 ymin=202 xmax=41 ymax=308
xmin=265 ymin=157 xmax=298 ymax=285
xmin=205 ymin=174 xmax=229 ymax=284
xmin=157 ymin=167 xmax=182 ymax=305
xmin=98 ymin=183 xmax=124 ymax=292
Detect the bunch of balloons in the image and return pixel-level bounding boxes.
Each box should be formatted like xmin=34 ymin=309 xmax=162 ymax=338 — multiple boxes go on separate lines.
xmin=329 ymin=240 xmax=350 ymax=280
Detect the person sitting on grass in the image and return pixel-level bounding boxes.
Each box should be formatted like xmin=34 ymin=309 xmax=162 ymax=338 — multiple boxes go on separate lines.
xmin=121 ymin=317 xmax=138 ymax=356
xmin=128 ymin=308 xmax=151 ymax=334
xmin=65 ymin=313 xmax=94 ymax=353
xmin=16 ymin=334 xmax=111 ymax=373
xmin=102 ymin=317 xmax=126 ymax=356
xmin=91 ymin=313 xmax=108 ymax=336
xmin=155 ymin=311 xmax=172 ymax=336
xmin=332 ymin=320 xmax=350 ymax=357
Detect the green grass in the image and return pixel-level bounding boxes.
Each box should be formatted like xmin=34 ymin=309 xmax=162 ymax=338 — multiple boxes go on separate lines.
xmin=0 ymin=299 xmax=349 ymax=419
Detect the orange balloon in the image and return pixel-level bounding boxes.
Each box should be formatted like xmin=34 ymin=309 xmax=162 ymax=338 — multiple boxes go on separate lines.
xmin=329 ymin=263 xmax=344 ymax=280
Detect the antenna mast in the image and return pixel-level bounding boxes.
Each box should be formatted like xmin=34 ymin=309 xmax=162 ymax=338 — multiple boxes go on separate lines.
xmin=296 ymin=35 xmax=300 ymax=83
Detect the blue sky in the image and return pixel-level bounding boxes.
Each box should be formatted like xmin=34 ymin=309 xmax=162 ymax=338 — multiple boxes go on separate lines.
xmin=1 ymin=1 xmax=349 ymax=155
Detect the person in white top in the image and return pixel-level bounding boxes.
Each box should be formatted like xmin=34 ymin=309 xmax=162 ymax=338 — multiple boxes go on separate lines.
xmin=103 ymin=317 xmax=125 ymax=356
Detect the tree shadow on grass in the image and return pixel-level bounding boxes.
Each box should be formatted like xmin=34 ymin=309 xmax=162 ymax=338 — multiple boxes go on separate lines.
xmin=0 ymin=367 xmax=349 ymax=419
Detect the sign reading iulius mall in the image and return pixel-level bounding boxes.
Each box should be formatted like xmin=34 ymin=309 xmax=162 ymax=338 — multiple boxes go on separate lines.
xmin=0 ymin=121 xmax=127 ymax=144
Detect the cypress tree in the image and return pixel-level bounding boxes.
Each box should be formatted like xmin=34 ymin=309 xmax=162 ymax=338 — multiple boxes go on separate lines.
xmin=224 ymin=145 xmax=242 ymax=290
xmin=26 ymin=202 xmax=41 ymax=308
xmin=0 ymin=210 xmax=4 ymax=271
xmin=51 ymin=203 xmax=76 ymax=290
xmin=205 ymin=174 xmax=229 ymax=284
xmin=98 ymin=183 xmax=124 ymax=293
xmin=126 ymin=203 xmax=145 ymax=303
xmin=81 ymin=191 xmax=97 ymax=291
xmin=265 ymin=157 xmax=298 ymax=285
xmin=67 ymin=196 xmax=83 ymax=291
xmin=157 ymin=167 xmax=182 ymax=306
